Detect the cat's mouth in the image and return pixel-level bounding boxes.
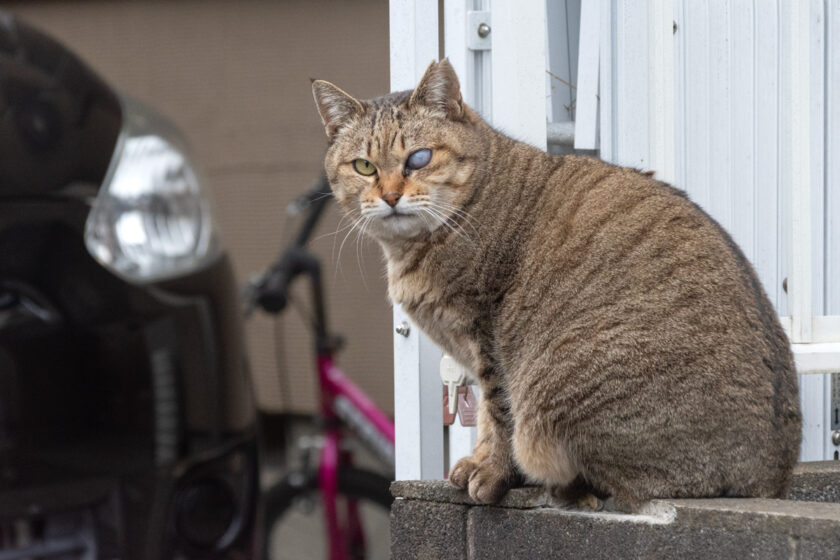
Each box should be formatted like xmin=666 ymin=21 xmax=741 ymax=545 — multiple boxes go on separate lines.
xmin=365 ymin=207 xmax=435 ymax=239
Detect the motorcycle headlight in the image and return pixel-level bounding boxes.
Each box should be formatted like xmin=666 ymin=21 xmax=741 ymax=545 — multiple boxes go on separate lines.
xmin=85 ymin=98 xmax=221 ymax=283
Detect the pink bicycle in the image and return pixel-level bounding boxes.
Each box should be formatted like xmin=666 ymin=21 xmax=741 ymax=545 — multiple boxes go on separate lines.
xmin=246 ymin=178 xmax=395 ymax=560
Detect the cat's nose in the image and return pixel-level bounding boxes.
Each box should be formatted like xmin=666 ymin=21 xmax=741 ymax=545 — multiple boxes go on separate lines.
xmin=382 ymin=193 xmax=401 ymax=207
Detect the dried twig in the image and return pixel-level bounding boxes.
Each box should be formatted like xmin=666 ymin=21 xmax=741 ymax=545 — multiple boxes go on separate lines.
xmin=546 ymin=70 xmax=576 ymax=89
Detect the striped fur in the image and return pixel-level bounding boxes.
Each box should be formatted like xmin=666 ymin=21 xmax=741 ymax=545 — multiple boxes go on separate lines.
xmin=313 ymin=60 xmax=801 ymax=510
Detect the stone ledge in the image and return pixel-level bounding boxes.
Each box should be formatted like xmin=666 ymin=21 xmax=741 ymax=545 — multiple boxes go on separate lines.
xmin=465 ymin=506 xmax=798 ymax=560
xmin=391 ymin=462 xmax=840 ymax=559
xmin=392 ymin=461 xmax=840 ymax=508
xmin=390 ymin=501 xmax=468 ymax=560
xmin=390 ymin=479 xmax=552 ymax=509
xmin=666 ymin=498 xmax=840 ymax=540
xmin=789 ymin=461 xmax=840 ymax=503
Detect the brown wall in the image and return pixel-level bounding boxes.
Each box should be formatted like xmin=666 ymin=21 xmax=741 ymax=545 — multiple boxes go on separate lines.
xmin=6 ymin=0 xmax=395 ymax=414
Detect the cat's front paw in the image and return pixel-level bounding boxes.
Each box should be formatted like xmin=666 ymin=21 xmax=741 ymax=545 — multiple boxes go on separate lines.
xmin=449 ymin=456 xmax=513 ymax=504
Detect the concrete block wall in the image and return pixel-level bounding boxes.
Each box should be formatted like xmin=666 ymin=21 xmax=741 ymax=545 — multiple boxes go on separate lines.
xmin=391 ymin=462 xmax=840 ymax=559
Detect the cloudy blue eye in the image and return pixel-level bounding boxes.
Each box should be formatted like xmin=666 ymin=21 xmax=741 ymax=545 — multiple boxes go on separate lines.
xmin=406 ymin=148 xmax=432 ymax=170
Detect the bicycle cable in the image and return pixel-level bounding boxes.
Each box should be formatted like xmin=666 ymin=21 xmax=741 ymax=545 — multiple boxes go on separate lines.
xmin=286 ymin=290 xmax=321 ymax=342
xmin=272 ymin=316 xmax=293 ymax=411
xmin=270 ymin=197 xmax=307 ymax=411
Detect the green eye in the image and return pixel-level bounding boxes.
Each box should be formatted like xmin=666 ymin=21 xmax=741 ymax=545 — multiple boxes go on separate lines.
xmin=353 ymin=159 xmax=377 ymax=176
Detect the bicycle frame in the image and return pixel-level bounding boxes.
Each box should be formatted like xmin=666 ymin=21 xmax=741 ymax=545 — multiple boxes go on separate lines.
xmin=255 ymin=179 xmax=395 ymax=560
xmin=317 ymin=352 xmax=395 ymax=560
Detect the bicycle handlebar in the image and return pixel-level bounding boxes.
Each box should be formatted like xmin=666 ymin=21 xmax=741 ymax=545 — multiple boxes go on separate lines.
xmin=245 ymin=176 xmax=332 ymax=316
xmin=255 ymin=259 xmax=293 ymax=314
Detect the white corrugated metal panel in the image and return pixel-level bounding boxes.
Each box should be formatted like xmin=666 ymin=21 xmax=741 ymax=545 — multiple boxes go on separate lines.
xmin=599 ymin=0 xmax=673 ymax=175
xmin=820 ymin=0 xmax=840 ymax=460
xmin=671 ymin=0 xmax=840 ymax=461
xmin=648 ymin=0 xmax=676 ymax=184
xmin=611 ymin=0 xmax=650 ymax=169
xmin=598 ymin=1 xmax=840 ymax=460
xmin=809 ymin=0 xmax=826 ymax=325
xmin=752 ymin=0 xmax=782 ymax=317
xmin=828 ymin=0 xmax=840 ymax=316
xmin=673 ymin=0 xmax=830 ymax=317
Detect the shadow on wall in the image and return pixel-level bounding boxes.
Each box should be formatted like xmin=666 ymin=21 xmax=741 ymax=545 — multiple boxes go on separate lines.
xmin=7 ymin=0 xmax=394 ymax=415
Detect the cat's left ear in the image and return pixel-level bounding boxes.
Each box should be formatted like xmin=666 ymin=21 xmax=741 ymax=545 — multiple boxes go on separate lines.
xmin=409 ymin=59 xmax=464 ymax=119
xmin=312 ymin=80 xmax=365 ymax=140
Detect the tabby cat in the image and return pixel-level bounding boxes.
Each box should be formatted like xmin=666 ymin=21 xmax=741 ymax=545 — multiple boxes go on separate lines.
xmin=311 ymin=60 xmax=801 ymax=511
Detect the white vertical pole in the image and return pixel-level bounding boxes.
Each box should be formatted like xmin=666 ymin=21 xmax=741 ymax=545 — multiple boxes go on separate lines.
xmin=443 ymin=0 xmax=479 ymax=470
xmin=598 ymin=0 xmax=614 ymax=162
xmin=390 ymin=0 xmax=445 ymax=481
xmin=448 ymin=0 xmax=492 ymax=119
xmin=787 ymin=0 xmax=813 ymax=344
xmin=474 ymin=0 xmax=493 ymax=120
xmin=799 ymin=373 xmax=825 ymax=461
xmin=390 ymin=0 xmax=440 ymax=88
xmin=444 ymin=0 xmax=470 ymax=100
xmin=648 ymin=0 xmax=675 ymax=183
xmin=575 ymin=0 xmax=600 ymax=150
xmin=823 ymin=373 xmax=835 ymax=461
xmin=491 ymin=0 xmax=548 ymax=149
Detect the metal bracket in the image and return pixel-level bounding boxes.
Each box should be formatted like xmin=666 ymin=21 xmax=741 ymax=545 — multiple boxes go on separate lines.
xmin=467 ymin=10 xmax=491 ymax=51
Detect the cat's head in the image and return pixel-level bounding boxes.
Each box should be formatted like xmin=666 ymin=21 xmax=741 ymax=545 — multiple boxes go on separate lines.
xmin=312 ymin=60 xmax=483 ymax=242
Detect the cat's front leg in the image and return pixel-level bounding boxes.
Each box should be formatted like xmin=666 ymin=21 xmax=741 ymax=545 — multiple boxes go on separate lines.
xmin=449 ymin=374 xmax=521 ymax=503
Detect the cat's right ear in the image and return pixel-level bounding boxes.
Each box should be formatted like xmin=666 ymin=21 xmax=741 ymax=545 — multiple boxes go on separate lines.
xmin=312 ymin=80 xmax=364 ymax=140
xmin=409 ymin=59 xmax=464 ymax=119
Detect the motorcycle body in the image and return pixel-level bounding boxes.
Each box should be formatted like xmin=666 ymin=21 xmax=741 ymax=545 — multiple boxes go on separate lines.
xmin=0 ymin=11 xmax=257 ymax=559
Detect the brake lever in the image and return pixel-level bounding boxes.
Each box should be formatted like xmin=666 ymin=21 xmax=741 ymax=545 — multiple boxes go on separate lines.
xmin=241 ymin=273 xmax=266 ymax=318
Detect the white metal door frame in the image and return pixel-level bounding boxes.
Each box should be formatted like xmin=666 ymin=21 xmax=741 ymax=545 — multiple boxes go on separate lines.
xmin=390 ymin=0 xmax=445 ymax=481
xmin=390 ymin=0 xmax=840 ymax=477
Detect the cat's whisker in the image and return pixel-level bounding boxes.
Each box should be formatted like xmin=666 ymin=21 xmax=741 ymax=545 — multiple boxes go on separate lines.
xmin=430 ymin=200 xmax=482 ymax=229
xmin=415 ymin=208 xmax=434 ymax=231
xmin=426 ymin=200 xmax=482 ymax=232
xmin=423 ymin=206 xmax=473 ymax=244
xmin=422 ymin=208 xmax=453 ymax=239
xmin=334 ymin=214 xmax=366 ymax=280
xmin=423 ymin=207 xmax=455 ymax=234
xmin=355 ymin=216 xmax=372 ymax=291
xmin=428 ymin=202 xmax=481 ymax=240
xmin=300 ymin=191 xmax=334 ymax=204
xmin=425 ymin=204 xmax=474 ymax=240
xmin=331 ymin=213 xmax=355 ymax=264
xmin=430 ymin=199 xmax=477 ymax=219
xmin=314 ymin=214 xmax=355 ymax=244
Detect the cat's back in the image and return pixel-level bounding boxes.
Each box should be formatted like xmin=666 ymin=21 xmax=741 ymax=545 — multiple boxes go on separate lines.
xmin=506 ymin=152 xmax=797 ymax=411
xmin=499 ymin=154 xmax=800 ymax=498
xmin=515 ymin=155 xmax=791 ymax=368
xmin=528 ymin=155 xmax=778 ymax=334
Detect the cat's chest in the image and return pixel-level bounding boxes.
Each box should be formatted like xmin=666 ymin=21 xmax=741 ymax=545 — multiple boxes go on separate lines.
xmin=387 ymin=263 xmax=449 ymax=330
xmin=387 ymin=260 xmax=482 ymax=371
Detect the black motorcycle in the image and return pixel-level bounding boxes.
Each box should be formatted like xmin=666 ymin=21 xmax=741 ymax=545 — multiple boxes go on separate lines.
xmin=0 ymin=11 xmax=258 ymax=559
